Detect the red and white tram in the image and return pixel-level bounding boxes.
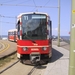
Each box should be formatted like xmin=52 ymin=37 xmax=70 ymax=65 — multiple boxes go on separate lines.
xmin=8 ymin=29 xmax=17 ymax=42
xmin=16 ymin=12 xmax=52 ymax=64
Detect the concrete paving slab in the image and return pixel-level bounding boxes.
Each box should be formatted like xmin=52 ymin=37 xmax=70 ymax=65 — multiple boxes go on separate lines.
xmin=44 ymin=45 xmax=69 ymax=75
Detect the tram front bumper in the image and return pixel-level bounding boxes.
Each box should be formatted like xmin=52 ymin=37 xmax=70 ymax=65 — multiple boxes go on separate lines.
xmin=30 ymin=52 xmax=40 ymax=63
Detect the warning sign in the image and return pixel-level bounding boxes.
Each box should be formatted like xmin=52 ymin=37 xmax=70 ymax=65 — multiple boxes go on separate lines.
xmin=72 ymin=10 xmax=75 ymax=13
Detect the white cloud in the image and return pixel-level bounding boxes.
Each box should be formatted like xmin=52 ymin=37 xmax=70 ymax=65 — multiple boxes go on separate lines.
xmin=55 ymin=28 xmax=58 ymax=31
xmin=52 ymin=27 xmax=58 ymax=31
xmin=52 ymin=27 xmax=70 ymax=36
xmin=52 ymin=28 xmax=69 ymax=32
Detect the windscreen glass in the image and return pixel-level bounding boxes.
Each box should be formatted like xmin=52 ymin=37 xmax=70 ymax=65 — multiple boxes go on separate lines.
xmin=22 ymin=14 xmax=47 ymax=40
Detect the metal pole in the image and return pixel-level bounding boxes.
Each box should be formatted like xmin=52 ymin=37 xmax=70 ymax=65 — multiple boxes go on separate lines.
xmin=1 ymin=16 xmax=2 ymax=39
xmin=57 ymin=0 xmax=60 ymax=47
xmin=69 ymin=0 xmax=75 ymax=75
xmin=0 ymin=15 xmax=1 ymax=39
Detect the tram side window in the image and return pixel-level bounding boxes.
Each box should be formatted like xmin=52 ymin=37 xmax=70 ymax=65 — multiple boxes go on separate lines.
xmin=17 ymin=20 xmax=20 ymax=31
xmin=14 ymin=31 xmax=16 ymax=35
xmin=12 ymin=32 xmax=13 ymax=35
xmin=11 ymin=32 xmax=12 ymax=35
xmin=49 ymin=20 xmax=52 ymax=39
xmin=10 ymin=32 xmax=12 ymax=35
xmin=16 ymin=20 xmax=20 ymax=39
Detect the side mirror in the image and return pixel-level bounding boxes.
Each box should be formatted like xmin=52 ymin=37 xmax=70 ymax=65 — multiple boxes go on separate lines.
xmin=50 ymin=21 xmax=52 ymax=25
xmin=16 ymin=20 xmax=20 ymax=32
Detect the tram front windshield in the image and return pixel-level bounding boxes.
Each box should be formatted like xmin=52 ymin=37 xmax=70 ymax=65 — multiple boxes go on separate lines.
xmin=22 ymin=14 xmax=47 ymax=40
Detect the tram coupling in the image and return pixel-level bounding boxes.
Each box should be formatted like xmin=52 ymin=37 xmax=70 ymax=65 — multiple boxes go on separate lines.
xmin=30 ymin=53 xmax=40 ymax=65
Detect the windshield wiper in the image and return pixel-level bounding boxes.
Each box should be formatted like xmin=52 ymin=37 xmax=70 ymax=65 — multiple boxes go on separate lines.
xmin=23 ymin=33 xmax=36 ymax=43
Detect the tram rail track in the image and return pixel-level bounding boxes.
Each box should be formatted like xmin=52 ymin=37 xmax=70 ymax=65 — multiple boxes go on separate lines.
xmin=0 ymin=58 xmax=46 ymax=75
xmin=0 ymin=40 xmax=69 ymax=75
xmin=0 ymin=41 xmax=46 ymax=75
xmin=0 ymin=60 xmax=19 ymax=74
xmin=27 ymin=64 xmax=46 ymax=75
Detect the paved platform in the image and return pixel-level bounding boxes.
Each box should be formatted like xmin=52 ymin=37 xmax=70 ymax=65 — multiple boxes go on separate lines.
xmin=44 ymin=45 xmax=69 ymax=75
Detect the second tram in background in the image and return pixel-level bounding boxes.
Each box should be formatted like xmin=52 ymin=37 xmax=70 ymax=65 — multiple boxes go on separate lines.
xmin=8 ymin=29 xmax=18 ymax=42
xmin=9 ymin=12 xmax=52 ymax=65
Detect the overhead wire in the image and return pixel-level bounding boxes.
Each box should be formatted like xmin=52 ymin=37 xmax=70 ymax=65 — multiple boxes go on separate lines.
xmin=0 ymin=15 xmax=16 ymax=24
xmin=0 ymin=15 xmax=16 ymax=18
xmin=0 ymin=4 xmax=58 ymax=8
xmin=44 ymin=0 xmax=51 ymax=6
xmin=32 ymin=0 xmax=38 ymax=11
xmin=0 ymin=0 xmax=57 ymax=24
xmin=33 ymin=0 xmax=36 ymax=7
xmin=0 ymin=21 xmax=15 ymax=24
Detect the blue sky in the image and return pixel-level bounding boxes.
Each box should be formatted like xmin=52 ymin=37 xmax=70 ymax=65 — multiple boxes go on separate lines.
xmin=0 ymin=0 xmax=71 ymax=36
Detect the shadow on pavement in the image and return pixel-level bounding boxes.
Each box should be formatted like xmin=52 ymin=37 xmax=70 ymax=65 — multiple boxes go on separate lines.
xmin=49 ymin=48 xmax=63 ymax=63
xmin=36 ymin=65 xmax=46 ymax=69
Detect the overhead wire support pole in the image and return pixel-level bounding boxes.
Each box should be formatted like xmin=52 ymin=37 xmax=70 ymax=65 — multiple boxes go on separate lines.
xmin=0 ymin=15 xmax=1 ymax=39
xmin=69 ymin=0 xmax=75 ymax=75
xmin=57 ymin=0 xmax=60 ymax=47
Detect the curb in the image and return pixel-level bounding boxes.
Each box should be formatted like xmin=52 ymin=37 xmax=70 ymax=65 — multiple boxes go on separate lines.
xmin=0 ymin=51 xmax=17 ymax=59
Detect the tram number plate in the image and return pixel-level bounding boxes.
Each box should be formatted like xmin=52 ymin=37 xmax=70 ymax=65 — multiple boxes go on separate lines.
xmin=31 ymin=48 xmax=39 ymax=51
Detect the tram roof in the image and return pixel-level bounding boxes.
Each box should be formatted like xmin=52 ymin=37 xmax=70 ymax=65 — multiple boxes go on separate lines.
xmin=17 ymin=12 xmax=49 ymax=17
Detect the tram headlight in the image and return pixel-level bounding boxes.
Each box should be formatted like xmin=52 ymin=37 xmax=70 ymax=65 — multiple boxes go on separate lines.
xmin=22 ymin=47 xmax=28 ymax=51
xmin=42 ymin=47 xmax=47 ymax=51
